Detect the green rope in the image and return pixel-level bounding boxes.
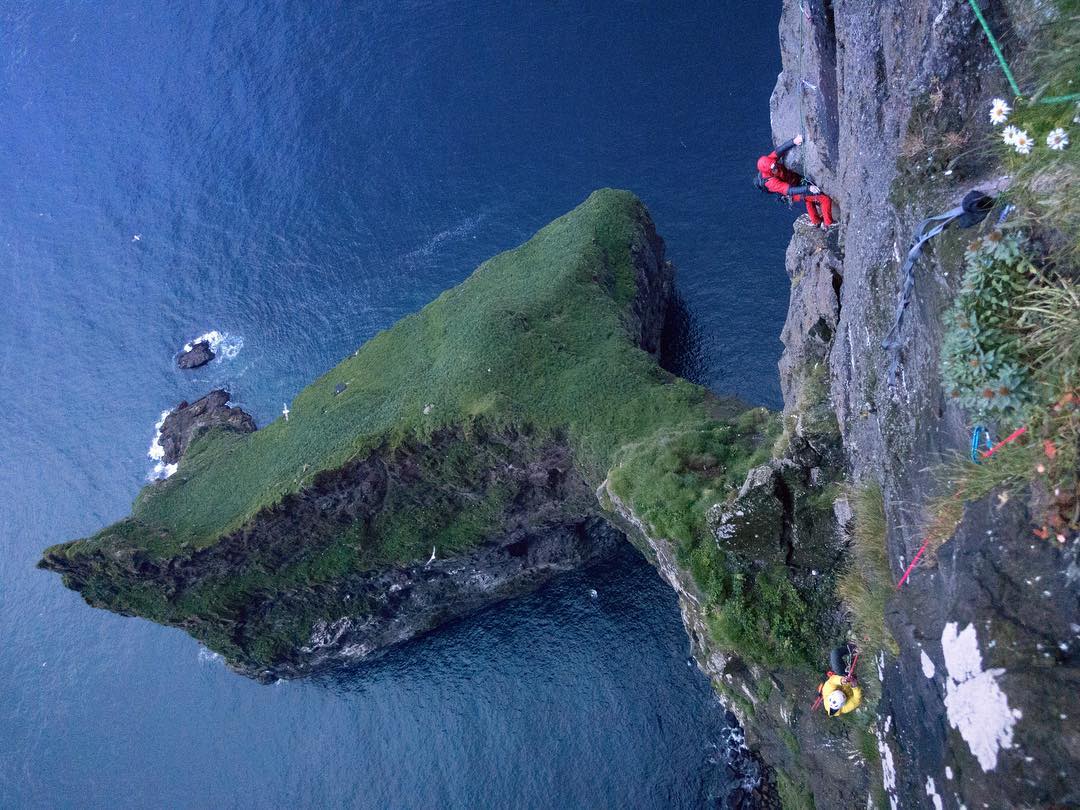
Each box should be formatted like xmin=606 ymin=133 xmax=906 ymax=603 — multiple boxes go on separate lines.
xmin=797 ymin=1 xmax=807 ymax=140
xmin=966 ymin=0 xmax=1077 ymax=106
xmin=1038 ymin=92 xmax=1080 ymax=105
xmin=966 ymin=0 xmax=1023 ymax=98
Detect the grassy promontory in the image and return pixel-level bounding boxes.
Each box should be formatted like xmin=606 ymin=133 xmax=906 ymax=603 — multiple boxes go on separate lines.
xmin=41 ymin=189 xmax=792 ymax=672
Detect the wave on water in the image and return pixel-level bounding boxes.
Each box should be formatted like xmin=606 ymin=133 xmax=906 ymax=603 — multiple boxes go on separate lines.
xmin=402 ymin=214 xmax=485 ymax=261
xmin=147 ymin=409 xmax=177 ymax=481
xmin=182 ymin=329 xmax=244 ymax=361
xmin=197 ymin=648 xmax=223 ymax=665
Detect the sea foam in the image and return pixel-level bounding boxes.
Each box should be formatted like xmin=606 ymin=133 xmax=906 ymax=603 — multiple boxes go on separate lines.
xmin=147 ymin=409 xmax=177 ymax=480
xmin=181 ymin=329 xmax=244 ymax=361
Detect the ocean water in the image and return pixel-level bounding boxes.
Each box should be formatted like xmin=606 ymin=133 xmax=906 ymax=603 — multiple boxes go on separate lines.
xmin=0 ymin=1 xmax=792 ymax=807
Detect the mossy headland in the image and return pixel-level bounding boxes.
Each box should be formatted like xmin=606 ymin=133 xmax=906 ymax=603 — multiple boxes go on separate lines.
xmin=41 ymin=189 xmax=794 ymax=680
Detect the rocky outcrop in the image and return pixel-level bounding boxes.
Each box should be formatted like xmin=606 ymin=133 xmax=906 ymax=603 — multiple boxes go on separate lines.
xmin=158 ymin=390 xmax=255 ymax=464
xmin=177 ymin=340 xmax=214 ymax=369
xmin=42 ymin=426 xmax=616 ymax=680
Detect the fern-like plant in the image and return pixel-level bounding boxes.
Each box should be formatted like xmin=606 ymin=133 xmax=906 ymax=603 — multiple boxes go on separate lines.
xmin=940 ymin=230 xmax=1035 ymax=427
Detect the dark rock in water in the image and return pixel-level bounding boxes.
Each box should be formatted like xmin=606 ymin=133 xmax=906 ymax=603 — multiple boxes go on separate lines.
xmin=159 ymin=389 xmax=255 ymax=464
xmin=177 ymin=340 xmax=215 ymax=369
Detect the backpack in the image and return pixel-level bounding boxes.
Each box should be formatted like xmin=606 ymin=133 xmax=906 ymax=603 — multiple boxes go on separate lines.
xmin=754 ymin=172 xmax=788 ymax=204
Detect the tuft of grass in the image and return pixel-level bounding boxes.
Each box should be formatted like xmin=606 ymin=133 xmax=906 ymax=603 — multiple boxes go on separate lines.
xmin=836 ymin=483 xmax=897 ymax=709
xmin=606 ymin=410 xmax=776 ymax=547
xmin=924 ymin=436 xmax=1049 ymax=558
xmin=1000 ymin=1 xmax=1080 ymax=262
xmin=775 ymin=770 xmax=816 ymax=810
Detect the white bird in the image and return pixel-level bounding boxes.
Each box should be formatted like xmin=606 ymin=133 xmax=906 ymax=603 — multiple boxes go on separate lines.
xmin=282 ymin=403 xmax=290 ymax=421
xmin=132 ymin=234 xmax=141 ymax=242
xmin=426 ymin=546 xmax=436 ymax=565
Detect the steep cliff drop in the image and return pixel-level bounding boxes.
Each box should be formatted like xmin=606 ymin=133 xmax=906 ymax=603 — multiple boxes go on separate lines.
xmin=35 ymin=3 xmax=1080 ymax=805
xmin=762 ymin=0 xmax=1079 ymax=807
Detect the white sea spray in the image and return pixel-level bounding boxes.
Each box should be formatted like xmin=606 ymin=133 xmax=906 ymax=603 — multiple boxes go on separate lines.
xmin=182 ymin=329 xmax=244 ymax=360
xmin=147 ymin=409 xmax=177 ymax=480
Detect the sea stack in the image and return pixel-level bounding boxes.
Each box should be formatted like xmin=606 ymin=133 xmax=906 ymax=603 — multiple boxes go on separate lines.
xmin=177 ymin=340 xmax=214 ymax=369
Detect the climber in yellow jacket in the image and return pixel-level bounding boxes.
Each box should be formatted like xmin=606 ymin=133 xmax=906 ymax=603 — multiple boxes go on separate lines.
xmin=818 ymin=643 xmax=862 ymax=717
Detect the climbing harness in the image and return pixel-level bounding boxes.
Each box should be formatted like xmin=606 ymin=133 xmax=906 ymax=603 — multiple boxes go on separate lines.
xmin=881 ymin=191 xmax=995 ymax=387
xmin=966 ymin=0 xmax=1080 ymax=105
xmin=896 ymin=425 xmax=1028 ymax=589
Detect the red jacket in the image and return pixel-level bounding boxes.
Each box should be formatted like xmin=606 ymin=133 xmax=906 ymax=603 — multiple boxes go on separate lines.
xmin=757 ymin=140 xmax=809 ymax=196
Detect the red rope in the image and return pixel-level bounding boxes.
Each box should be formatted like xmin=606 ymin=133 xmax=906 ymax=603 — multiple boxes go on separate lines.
xmin=979 ymin=425 xmax=1027 ymax=459
xmin=895 ymin=541 xmax=929 ymax=589
xmin=896 ymin=425 xmax=1028 ymax=589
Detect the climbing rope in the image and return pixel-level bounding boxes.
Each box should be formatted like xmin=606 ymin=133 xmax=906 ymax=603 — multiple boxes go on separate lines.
xmin=980 ymin=425 xmax=1028 ymax=459
xmin=881 ymin=191 xmax=995 ymax=387
xmin=966 ymin=0 xmax=1080 ymax=105
xmin=896 ymin=425 xmax=1028 ymax=589
xmin=881 ymin=208 xmax=969 ymax=386
xmin=966 ymin=0 xmax=1022 ymax=97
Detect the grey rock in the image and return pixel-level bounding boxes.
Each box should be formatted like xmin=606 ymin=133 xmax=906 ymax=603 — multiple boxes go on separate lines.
xmin=177 ymin=340 xmax=214 ymax=369
xmin=158 ymin=389 xmax=256 ymax=465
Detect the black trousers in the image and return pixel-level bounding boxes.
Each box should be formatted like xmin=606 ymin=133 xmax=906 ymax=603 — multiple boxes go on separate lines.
xmin=830 ymin=643 xmax=856 ymax=676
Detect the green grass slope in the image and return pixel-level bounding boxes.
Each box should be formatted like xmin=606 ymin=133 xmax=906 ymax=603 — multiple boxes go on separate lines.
xmin=49 ymin=189 xmax=760 ymax=566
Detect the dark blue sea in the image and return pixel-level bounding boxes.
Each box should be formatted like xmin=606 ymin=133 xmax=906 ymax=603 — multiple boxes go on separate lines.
xmin=0 ymin=2 xmax=793 ymax=807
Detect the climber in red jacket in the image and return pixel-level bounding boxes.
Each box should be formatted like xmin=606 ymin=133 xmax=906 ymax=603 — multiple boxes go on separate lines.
xmin=756 ymin=134 xmax=836 ymax=228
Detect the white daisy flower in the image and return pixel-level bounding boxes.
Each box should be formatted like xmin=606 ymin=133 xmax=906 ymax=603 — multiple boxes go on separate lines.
xmin=989 ymin=98 xmax=1011 ymax=125
xmin=1001 ymin=125 xmax=1020 ymax=145
xmin=1046 ymin=127 xmax=1070 ymax=151
xmin=1012 ymin=130 xmax=1033 ymax=154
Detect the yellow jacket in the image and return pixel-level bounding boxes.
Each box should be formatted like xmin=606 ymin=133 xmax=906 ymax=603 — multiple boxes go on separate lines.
xmin=820 ymin=674 xmax=862 ymax=716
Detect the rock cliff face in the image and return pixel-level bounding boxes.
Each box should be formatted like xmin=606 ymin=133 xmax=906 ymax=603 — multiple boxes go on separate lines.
xmin=37 ymin=7 xmax=1080 ymax=802
xmin=756 ymin=1 xmax=1079 ymax=807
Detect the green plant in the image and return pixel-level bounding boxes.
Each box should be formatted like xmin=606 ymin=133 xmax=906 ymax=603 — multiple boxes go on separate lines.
xmin=993 ymin=1 xmax=1080 ymax=261
xmin=940 ymin=230 xmax=1036 ymax=427
xmin=836 ymin=483 xmax=897 ymax=719
xmin=775 ymin=769 xmax=816 ymax=810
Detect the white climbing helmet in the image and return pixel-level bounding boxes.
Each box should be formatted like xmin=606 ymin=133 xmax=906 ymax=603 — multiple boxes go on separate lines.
xmin=826 ymin=689 xmax=847 ymax=713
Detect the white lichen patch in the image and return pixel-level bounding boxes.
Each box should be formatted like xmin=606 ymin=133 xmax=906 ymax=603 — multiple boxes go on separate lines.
xmin=941 ymin=622 xmax=1018 ymax=771
xmin=875 ymin=719 xmax=899 ymax=810
xmin=921 ymin=648 xmax=936 ymax=678
xmin=925 ymin=775 xmax=944 ymax=810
